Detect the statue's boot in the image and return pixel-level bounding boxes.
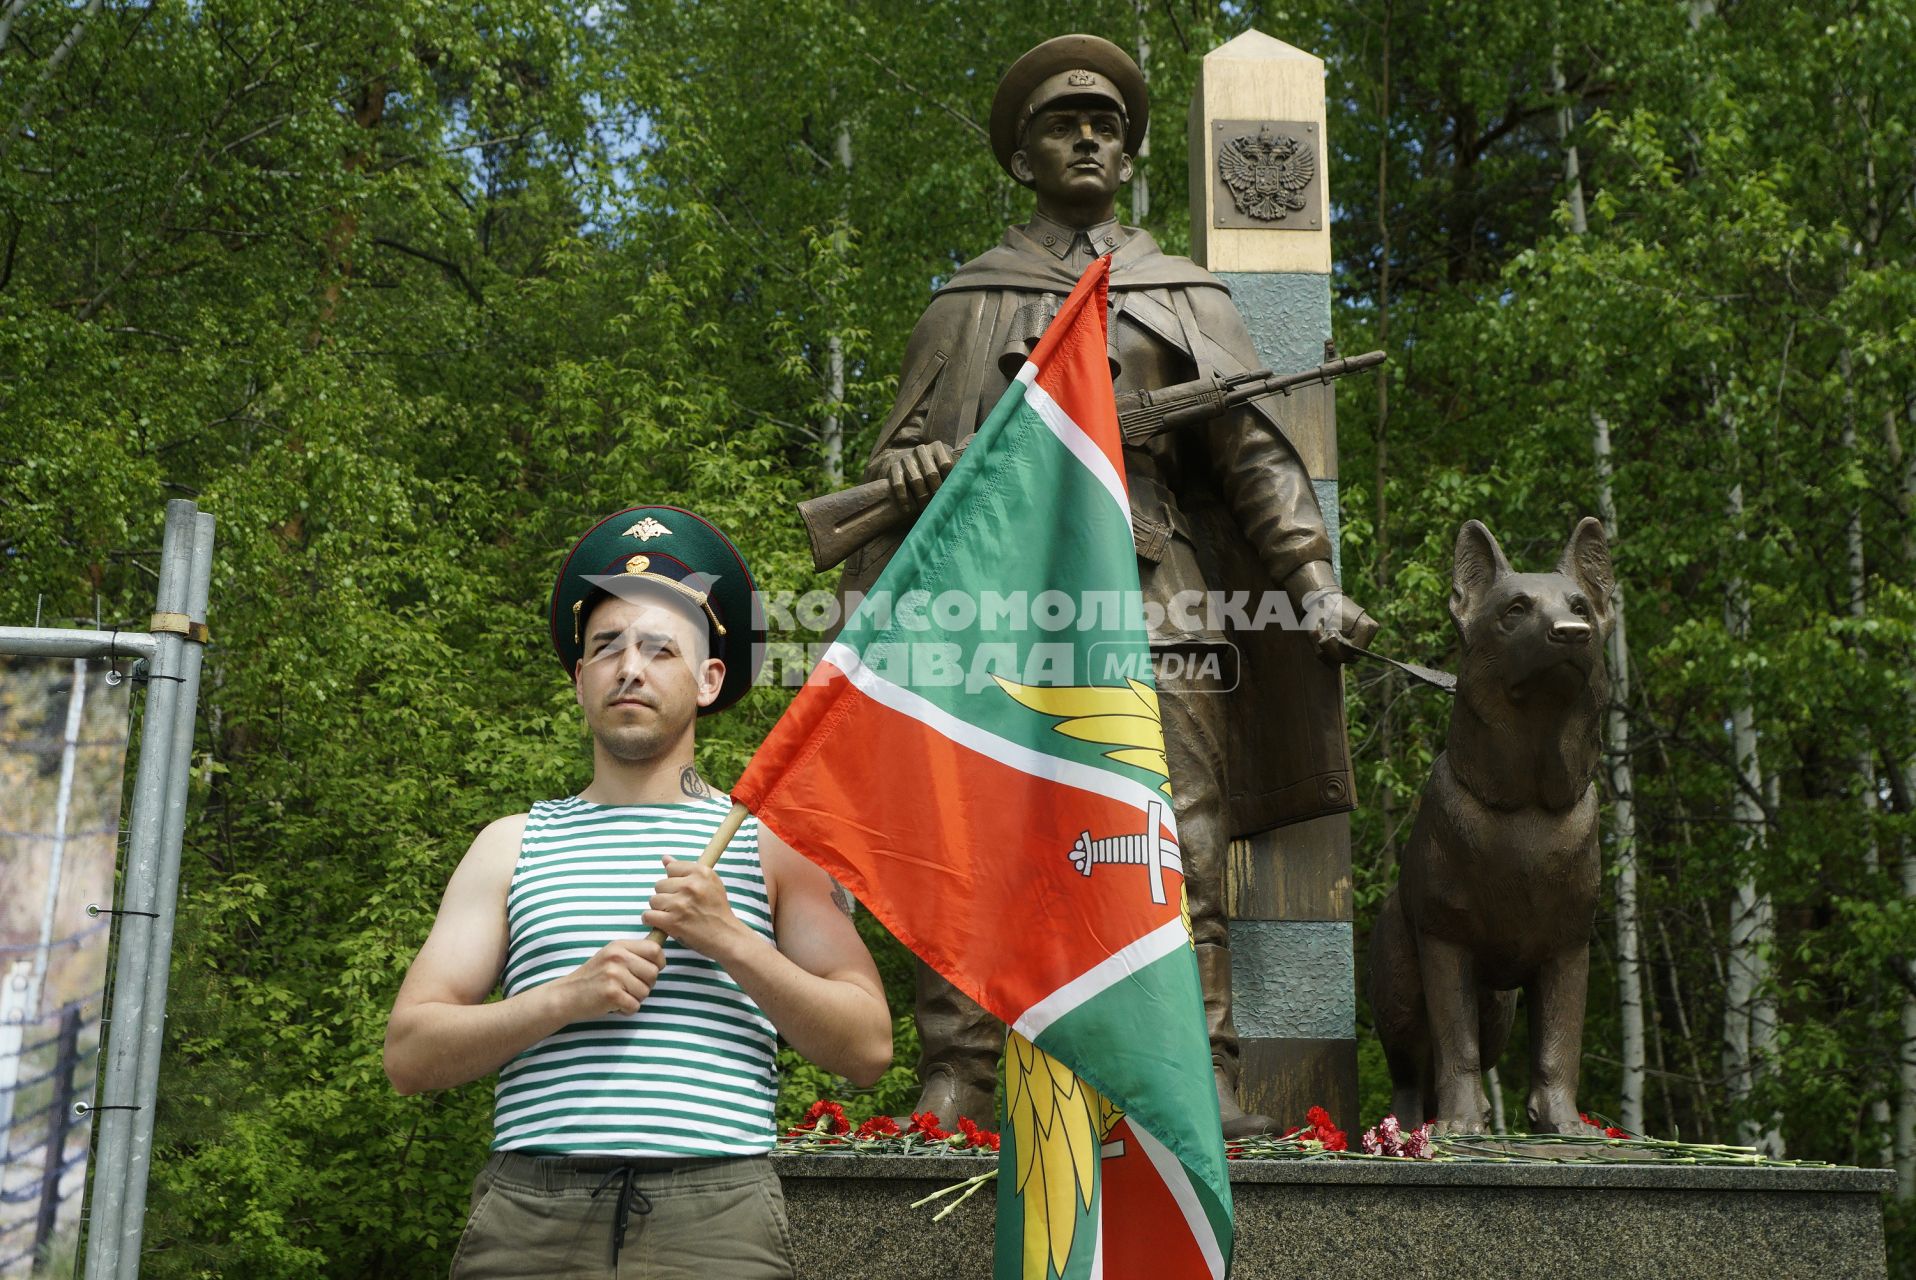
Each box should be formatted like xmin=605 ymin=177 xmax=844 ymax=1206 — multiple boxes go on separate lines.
xmin=1197 ymin=942 xmax=1276 ymax=1139
xmin=902 ymin=958 xmax=1002 ymax=1129
xmin=907 ymin=1061 xmax=998 ymax=1131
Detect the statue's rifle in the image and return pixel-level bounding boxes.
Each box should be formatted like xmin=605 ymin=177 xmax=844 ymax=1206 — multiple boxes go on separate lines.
xmin=798 ymin=349 xmax=1385 ymax=573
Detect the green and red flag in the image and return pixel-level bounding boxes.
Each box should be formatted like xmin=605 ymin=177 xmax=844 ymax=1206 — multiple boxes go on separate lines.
xmin=734 ymin=256 xmax=1231 ymax=1279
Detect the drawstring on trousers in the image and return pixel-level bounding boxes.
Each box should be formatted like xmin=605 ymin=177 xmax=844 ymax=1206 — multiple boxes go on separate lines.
xmin=590 ymin=1165 xmax=655 ymax=1267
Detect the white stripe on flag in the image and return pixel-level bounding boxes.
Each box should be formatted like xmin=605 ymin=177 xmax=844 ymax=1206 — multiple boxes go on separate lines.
xmin=1090 ymin=1190 xmax=1105 ymax=1279
xmin=1130 ymin=1119 xmax=1227 ymax=1279
xmin=1011 ymin=918 xmax=1190 ymax=1043
xmin=1022 ymin=378 xmax=1131 ymax=530
xmin=820 ymin=641 xmax=1176 ymax=828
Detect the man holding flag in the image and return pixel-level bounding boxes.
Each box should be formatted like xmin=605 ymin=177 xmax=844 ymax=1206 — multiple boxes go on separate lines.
xmin=838 ymin=33 xmax=1379 ymax=1144
xmin=385 ymin=510 xmax=891 ymax=1278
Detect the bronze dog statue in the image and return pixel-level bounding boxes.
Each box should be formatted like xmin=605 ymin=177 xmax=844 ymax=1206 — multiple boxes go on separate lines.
xmin=1368 ymin=517 xmax=1615 ymax=1133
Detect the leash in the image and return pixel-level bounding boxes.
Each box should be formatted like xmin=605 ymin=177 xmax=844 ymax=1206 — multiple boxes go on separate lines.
xmin=1340 ymin=642 xmax=1457 ymax=695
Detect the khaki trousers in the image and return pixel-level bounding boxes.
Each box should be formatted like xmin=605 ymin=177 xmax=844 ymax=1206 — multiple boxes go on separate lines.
xmin=449 ymin=1152 xmax=794 ymax=1280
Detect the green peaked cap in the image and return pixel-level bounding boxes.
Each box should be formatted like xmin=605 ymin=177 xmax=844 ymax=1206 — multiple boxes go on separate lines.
xmin=549 ymin=505 xmax=765 ymax=715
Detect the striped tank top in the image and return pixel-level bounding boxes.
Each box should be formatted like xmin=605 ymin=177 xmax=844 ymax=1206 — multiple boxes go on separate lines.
xmin=491 ymin=795 xmax=779 ymax=1157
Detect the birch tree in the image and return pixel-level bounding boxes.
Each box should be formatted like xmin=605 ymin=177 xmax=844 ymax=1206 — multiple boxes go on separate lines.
xmin=1553 ymin=52 xmax=1645 ymax=1135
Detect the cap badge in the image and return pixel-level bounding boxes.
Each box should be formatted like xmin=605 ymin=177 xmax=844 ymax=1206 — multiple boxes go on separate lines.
xmin=624 ymin=555 xmax=650 ymax=574
xmin=1066 ymin=69 xmax=1097 ymax=87
xmin=622 ymin=517 xmax=672 ymax=541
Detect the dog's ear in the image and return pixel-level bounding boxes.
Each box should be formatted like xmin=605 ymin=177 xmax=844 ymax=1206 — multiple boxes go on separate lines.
xmin=1557 ymin=517 xmax=1615 ymax=616
xmin=1450 ymin=520 xmax=1511 ymax=631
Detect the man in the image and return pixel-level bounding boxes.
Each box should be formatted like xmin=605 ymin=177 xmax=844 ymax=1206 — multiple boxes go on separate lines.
xmin=842 ymin=34 xmax=1377 ymax=1139
xmin=386 ymin=506 xmax=891 ymax=1278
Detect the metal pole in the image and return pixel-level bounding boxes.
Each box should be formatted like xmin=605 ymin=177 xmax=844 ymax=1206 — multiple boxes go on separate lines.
xmin=81 ymin=501 xmax=200 ymax=1280
xmin=113 ymin=509 xmax=213 ymax=1280
xmin=0 ymin=960 xmax=32 ymax=1160
xmin=0 ymin=630 xmax=157 ymax=663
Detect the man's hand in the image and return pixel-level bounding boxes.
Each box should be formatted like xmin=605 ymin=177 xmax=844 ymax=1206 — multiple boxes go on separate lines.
xmin=644 ymin=857 xmax=750 ymax=959
xmin=387 ymin=813 xmax=634 ymax=1095
xmin=548 ymin=937 xmax=665 ymax=1019
xmin=882 ymin=441 xmax=956 ymax=515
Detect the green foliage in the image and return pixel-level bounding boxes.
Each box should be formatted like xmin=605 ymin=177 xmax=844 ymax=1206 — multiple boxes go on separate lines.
xmin=2 ymin=0 xmax=1911 ymax=1274
xmin=1312 ymin=8 xmax=1913 ymax=1272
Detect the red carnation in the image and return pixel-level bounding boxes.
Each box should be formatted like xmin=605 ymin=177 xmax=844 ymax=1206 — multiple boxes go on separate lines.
xmin=791 ymin=1099 xmax=850 ymax=1139
xmin=957 ymin=1116 xmax=1001 ymax=1151
xmin=1581 ymin=1112 xmax=1629 ymax=1139
xmin=855 ymin=1114 xmax=902 ymax=1140
xmin=1298 ymin=1103 xmax=1347 ymax=1151
xmin=906 ymin=1111 xmax=952 ymax=1141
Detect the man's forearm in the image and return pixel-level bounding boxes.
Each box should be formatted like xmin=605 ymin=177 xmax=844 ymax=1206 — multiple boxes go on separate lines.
xmin=707 ymin=930 xmax=891 ymax=1087
xmin=385 ymin=983 xmax=572 ymax=1095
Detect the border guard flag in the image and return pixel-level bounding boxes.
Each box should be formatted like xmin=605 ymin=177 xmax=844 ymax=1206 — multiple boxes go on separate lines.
xmin=734 ymin=255 xmax=1233 ymax=1279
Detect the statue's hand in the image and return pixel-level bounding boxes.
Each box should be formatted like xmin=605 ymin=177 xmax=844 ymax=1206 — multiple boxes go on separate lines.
xmin=883 ymin=441 xmax=956 ymax=515
xmin=1306 ymin=589 xmax=1378 ymax=665
xmin=1283 ymin=563 xmax=1378 ymax=665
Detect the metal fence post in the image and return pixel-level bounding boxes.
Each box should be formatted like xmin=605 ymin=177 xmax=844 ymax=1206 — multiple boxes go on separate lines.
xmin=34 ymin=1005 xmax=82 ymax=1260
xmin=82 ymin=500 xmax=205 ymax=1280
xmin=112 ymin=509 xmax=214 ymax=1280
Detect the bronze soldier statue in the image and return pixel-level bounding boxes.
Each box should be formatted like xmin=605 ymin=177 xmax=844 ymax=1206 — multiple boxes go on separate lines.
xmin=843 ymin=33 xmax=1377 ymax=1138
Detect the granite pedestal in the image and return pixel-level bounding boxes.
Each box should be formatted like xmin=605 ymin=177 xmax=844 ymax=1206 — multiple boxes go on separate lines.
xmin=775 ymin=1152 xmax=1894 ymax=1278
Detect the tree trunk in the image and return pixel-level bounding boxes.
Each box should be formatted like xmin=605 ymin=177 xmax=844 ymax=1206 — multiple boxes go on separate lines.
xmin=1372 ymin=0 xmax=1397 ymax=870
xmin=1839 ymin=345 xmax=1895 ymax=1167
xmin=822 ymin=121 xmax=852 ymax=487
xmin=1556 ymin=54 xmax=1643 ymax=1133
xmin=1718 ymin=388 xmax=1782 ymax=1157
xmin=1131 ymin=2 xmax=1150 ymax=224
xmin=1373 ymin=6 xmax=1392 ymax=594
xmin=0 ymin=0 xmax=35 ymax=62
xmin=0 ymin=0 xmax=105 ymax=167
xmin=316 ymin=78 xmax=388 ymax=333
xmin=1889 ymin=391 xmax=1916 ymax=1196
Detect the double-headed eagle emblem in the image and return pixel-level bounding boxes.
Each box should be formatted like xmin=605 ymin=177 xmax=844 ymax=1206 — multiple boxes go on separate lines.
xmin=1218 ymin=125 xmax=1315 ymax=222
xmin=621 ymin=516 xmax=672 ymax=541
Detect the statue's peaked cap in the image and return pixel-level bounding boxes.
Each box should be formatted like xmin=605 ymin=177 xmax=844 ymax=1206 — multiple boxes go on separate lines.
xmin=990 ymin=34 xmax=1148 ymax=180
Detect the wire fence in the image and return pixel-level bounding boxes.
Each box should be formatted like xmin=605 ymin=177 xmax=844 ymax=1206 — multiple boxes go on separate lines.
xmin=0 ymin=998 xmax=98 ymax=1277
xmin=1 ymin=654 xmax=129 ymax=1278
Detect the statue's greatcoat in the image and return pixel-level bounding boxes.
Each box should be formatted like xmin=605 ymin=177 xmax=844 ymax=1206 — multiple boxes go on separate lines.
xmin=845 ymin=215 xmax=1354 ymax=838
